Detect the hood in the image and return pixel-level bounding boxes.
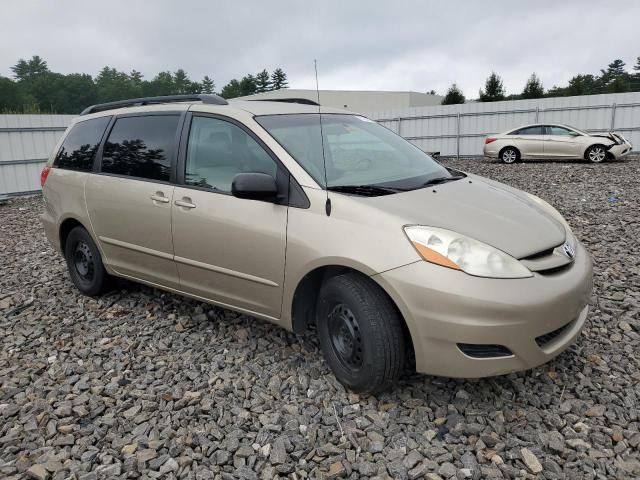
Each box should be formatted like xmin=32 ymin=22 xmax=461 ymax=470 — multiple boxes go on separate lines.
xmin=359 ymin=174 xmax=566 ymax=259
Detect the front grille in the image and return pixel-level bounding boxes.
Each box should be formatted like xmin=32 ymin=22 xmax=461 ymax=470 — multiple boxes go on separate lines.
xmin=535 ymin=321 xmax=573 ymax=347
xmin=457 ymin=343 xmax=513 ymax=359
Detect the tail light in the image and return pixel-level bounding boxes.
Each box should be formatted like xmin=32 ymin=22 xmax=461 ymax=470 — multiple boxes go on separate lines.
xmin=40 ymin=166 xmax=52 ymax=187
xmin=485 ymin=138 xmax=497 ymax=144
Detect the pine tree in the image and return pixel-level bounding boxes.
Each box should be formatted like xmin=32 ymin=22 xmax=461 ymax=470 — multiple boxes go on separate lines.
xmin=173 ymin=69 xmax=192 ymax=94
xmin=479 ymin=72 xmax=505 ymax=102
xmin=521 ymin=73 xmax=544 ymax=99
xmin=441 ymin=84 xmax=465 ymax=105
xmin=239 ymin=74 xmax=257 ymax=96
xmin=221 ymin=79 xmax=242 ymax=99
xmin=200 ymin=76 xmax=215 ymax=94
xmin=600 ymin=59 xmax=630 ymax=93
xmin=255 ymin=69 xmax=271 ymax=93
xmin=270 ymin=68 xmax=288 ymax=90
xmin=11 ymin=56 xmax=49 ymax=81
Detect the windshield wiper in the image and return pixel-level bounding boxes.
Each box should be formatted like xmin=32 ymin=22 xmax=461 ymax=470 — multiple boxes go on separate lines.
xmin=422 ymin=174 xmax=466 ymax=187
xmin=326 ymin=185 xmax=406 ymax=196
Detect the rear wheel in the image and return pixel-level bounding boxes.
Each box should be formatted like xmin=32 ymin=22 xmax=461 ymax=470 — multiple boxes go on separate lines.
xmin=585 ymin=144 xmax=607 ymax=163
xmin=64 ymin=226 xmax=110 ymax=296
xmin=500 ymin=147 xmax=520 ymax=164
xmin=316 ymin=273 xmax=405 ymax=393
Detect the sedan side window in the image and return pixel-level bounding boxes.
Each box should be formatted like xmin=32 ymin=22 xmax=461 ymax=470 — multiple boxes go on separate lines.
xmin=547 ymin=126 xmax=574 ymax=136
xmin=512 ymin=126 xmax=544 ymax=135
xmin=185 ymin=116 xmax=277 ymax=192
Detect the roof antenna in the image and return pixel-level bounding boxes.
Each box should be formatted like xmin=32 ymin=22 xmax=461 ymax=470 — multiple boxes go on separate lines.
xmin=315 ymin=59 xmax=331 ymax=217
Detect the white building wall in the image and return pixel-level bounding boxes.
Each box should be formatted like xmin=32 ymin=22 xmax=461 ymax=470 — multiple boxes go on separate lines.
xmin=0 ymin=114 xmax=74 ymax=195
xmin=235 ymin=89 xmax=443 ymax=113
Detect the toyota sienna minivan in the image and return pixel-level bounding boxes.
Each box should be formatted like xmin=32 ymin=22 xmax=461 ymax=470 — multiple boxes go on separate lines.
xmin=41 ymin=94 xmax=593 ymax=393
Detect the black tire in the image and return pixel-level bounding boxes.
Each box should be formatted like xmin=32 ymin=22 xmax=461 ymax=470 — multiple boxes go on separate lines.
xmin=316 ymin=273 xmax=405 ymax=393
xmin=64 ymin=226 xmax=110 ymax=296
xmin=585 ymin=144 xmax=608 ymax=163
xmin=500 ymin=147 xmax=520 ymax=164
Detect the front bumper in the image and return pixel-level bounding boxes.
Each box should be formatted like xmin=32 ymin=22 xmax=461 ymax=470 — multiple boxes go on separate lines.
xmin=374 ymin=242 xmax=593 ymax=378
xmin=608 ymin=141 xmax=633 ymax=160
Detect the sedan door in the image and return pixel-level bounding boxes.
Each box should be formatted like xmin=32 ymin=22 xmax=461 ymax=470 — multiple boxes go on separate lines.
xmin=86 ymin=113 xmax=183 ymax=289
xmin=509 ymin=125 xmax=545 ymax=158
xmin=171 ymin=114 xmax=288 ymax=318
xmin=543 ymin=125 xmax=583 ymax=158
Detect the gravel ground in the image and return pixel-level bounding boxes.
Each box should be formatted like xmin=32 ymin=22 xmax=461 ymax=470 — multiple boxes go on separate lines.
xmin=1 ymin=157 xmax=639 ymax=480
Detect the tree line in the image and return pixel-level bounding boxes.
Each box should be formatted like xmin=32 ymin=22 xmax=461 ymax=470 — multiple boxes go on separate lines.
xmin=442 ymin=57 xmax=640 ymax=104
xmin=0 ymin=56 xmax=289 ymax=114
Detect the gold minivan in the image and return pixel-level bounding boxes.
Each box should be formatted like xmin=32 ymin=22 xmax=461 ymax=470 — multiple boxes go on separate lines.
xmin=41 ymin=94 xmax=593 ymax=393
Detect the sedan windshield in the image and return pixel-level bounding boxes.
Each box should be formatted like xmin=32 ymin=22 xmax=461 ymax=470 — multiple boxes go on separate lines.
xmin=255 ymin=114 xmax=453 ymax=191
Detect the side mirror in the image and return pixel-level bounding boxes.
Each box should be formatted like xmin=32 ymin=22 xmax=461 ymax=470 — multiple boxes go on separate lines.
xmin=231 ymin=172 xmax=278 ymax=201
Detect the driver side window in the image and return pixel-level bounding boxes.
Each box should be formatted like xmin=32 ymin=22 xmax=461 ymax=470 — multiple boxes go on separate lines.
xmin=185 ymin=116 xmax=277 ymax=192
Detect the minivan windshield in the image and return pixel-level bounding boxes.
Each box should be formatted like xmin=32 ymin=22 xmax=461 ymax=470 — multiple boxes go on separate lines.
xmin=256 ymin=114 xmax=455 ymax=191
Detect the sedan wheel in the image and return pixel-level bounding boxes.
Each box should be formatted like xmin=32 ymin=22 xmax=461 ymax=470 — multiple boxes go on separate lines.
xmin=501 ymin=148 xmax=519 ymax=164
xmin=586 ymin=145 xmax=607 ymax=163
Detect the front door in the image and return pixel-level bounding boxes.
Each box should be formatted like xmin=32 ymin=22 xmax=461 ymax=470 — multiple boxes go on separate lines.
xmin=171 ymin=114 xmax=287 ymax=318
xmin=86 ymin=113 xmax=182 ymax=289
xmin=544 ymin=125 xmax=582 ymax=158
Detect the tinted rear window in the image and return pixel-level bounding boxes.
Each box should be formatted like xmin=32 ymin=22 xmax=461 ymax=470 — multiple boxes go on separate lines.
xmin=101 ymin=115 xmax=180 ymax=181
xmin=53 ymin=117 xmax=111 ymax=171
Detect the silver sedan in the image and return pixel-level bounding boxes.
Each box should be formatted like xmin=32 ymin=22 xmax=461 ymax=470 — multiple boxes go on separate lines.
xmin=484 ymin=124 xmax=633 ymax=164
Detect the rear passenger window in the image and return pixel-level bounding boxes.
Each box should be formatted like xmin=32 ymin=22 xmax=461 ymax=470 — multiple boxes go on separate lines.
xmin=54 ymin=117 xmax=110 ymax=171
xmin=185 ymin=116 xmax=277 ymax=192
xmin=101 ymin=115 xmax=179 ymax=182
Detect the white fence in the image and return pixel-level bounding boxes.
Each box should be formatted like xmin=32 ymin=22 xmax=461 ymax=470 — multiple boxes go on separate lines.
xmin=367 ymin=92 xmax=640 ymax=157
xmin=0 ymin=114 xmax=74 ymax=195
xmin=1 ymin=92 xmax=639 ymax=195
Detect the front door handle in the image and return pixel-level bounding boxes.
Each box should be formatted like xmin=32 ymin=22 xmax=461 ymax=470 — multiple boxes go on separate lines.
xmin=175 ymin=198 xmax=196 ymax=209
xmin=150 ymin=192 xmax=170 ymax=203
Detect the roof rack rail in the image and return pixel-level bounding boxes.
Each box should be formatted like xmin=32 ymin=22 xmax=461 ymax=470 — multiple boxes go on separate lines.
xmin=79 ymin=94 xmax=228 ymax=115
xmin=247 ymin=98 xmax=320 ymax=106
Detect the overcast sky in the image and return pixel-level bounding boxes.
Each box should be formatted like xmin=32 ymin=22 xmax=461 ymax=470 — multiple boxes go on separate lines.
xmin=1 ymin=0 xmax=638 ymax=98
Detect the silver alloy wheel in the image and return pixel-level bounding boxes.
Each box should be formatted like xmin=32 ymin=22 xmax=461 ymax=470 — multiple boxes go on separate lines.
xmin=588 ymin=146 xmax=606 ymax=163
xmin=502 ymin=148 xmax=517 ymax=164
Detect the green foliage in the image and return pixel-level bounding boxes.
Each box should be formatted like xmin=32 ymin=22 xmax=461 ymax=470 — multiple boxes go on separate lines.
xmin=255 ymin=69 xmax=271 ymax=93
xmin=201 ymin=76 xmax=215 ymax=94
xmin=441 ymin=84 xmax=465 ymax=105
xmin=220 ymin=67 xmax=288 ymax=99
xmin=11 ymin=55 xmax=49 ymax=81
xmin=479 ymin=72 xmax=505 ymax=102
xmin=239 ymin=74 xmax=257 ymax=96
xmin=271 ymin=68 xmax=288 ymax=90
xmin=521 ymin=73 xmax=544 ymax=99
xmin=221 ymin=79 xmax=242 ymax=99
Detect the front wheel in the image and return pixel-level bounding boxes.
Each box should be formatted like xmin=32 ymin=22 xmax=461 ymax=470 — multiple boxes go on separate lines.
xmin=585 ymin=145 xmax=608 ymax=163
xmin=64 ymin=226 xmax=111 ymax=296
xmin=316 ymin=273 xmax=405 ymax=393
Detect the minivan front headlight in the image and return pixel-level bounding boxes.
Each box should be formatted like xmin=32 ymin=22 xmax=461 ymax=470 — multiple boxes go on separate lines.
xmin=404 ymin=226 xmax=533 ymax=279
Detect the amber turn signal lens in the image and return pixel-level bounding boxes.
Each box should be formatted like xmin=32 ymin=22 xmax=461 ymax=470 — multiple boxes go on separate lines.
xmin=412 ymin=242 xmax=461 ymax=270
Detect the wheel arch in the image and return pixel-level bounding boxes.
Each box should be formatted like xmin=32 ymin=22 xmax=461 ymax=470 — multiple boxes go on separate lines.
xmin=584 ymin=143 xmax=612 ymax=161
xmin=290 ymin=264 xmax=415 ymax=368
xmin=499 ymin=145 xmax=520 ymax=160
xmin=58 ymin=216 xmax=88 ymax=254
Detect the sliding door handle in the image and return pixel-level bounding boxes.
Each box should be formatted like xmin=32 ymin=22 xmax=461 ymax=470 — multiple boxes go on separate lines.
xmin=175 ymin=198 xmax=196 ymax=209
